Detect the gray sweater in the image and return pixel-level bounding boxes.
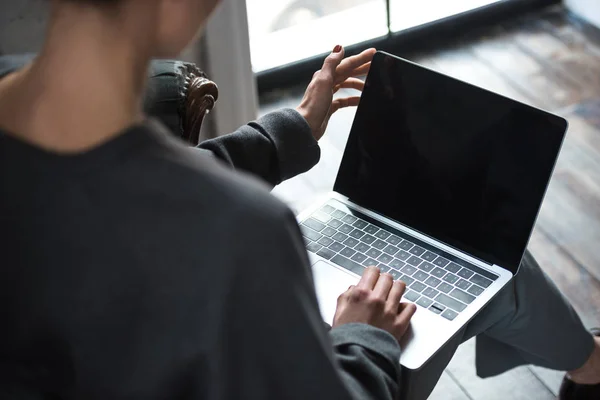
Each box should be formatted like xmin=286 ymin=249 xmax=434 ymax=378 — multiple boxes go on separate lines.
xmin=0 ymin=56 xmax=401 ymax=400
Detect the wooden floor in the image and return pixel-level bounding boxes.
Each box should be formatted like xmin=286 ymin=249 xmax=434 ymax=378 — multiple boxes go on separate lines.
xmin=260 ymin=6 xmax=600 ymax=399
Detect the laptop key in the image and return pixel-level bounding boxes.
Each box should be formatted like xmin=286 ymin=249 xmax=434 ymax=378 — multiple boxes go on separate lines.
xmin=404 ymin=290 xmax=420 ymax=302
xmin=413 ymin=270 xmax=429 ymax=282
xmin=429 ymin=304 xmax=443 ymax=315
xmin=329 ymin=242 xmax=344 ymax=252
xmin=372 ymin=239 xmax=387 ymax=250
xmin=328 ymin=219 xmax=343 ymax=229
xmin=418 ymin=262 xmax=434 ymax=272
xmin=316 ymin=247 xmax=336 ymax=260
xmin=342 ymin=215 xmax=357 ymax=224
xmin=387 ymin=269 xmax=402 ymax=280
xmin=416 ymin=297 xmax=433 ymax=308
xmin=389 ymin=259 xmax=405 ymax=270
xmin=401 ymin=265 xmax=417 ymax=275
xmin=352 ymin=220 xmax=368 ymax=229
xmin=442 ymin=273 xmax=459 ymax=284
xmin=321 ymin=227 xmax=337 ymax=237
xmin=339 ymin=224 xmax=354 ymax=234
xmin=425 ymin=276 xmax=441 ymax=287
xmin=303 ymin=218 xmax=326 ymax=232
xmin=470 ymin=274 xmax=493 ymax=288
xmin=306 ymin=242 xmax=322 ymax=253
xmin=386 ymin=235 xmax=402 ymax=245
xmin=407 ymin=256 xmax=422 ymax=266
xmin=349 ymin=229 xmax=365 ymax=239
xmin=396 ymin=250 xmax=411 ymax=261
xmin=340 ymin=247 xmax=356 ymax=258
xmin=331 ymin=254 xmax=365 ymax=276
xmin=377 ymin=265 xmax=390 ymax=273
xmin=400 ymin=275 xmax=415 ymax=286
xmin=409 ymin=245 xmax=425 ymax=256
xmin=312 ymin=211 xmax=331 ymax=223
xmin=433 ymin=257 xmax=450 ymax=267
xmin=343 ymin=238 xmax=359 ymax=248
xmin=332 ymin=232 xmax=348 ymax=242
xmin=375 ymin=230 xmax=391 ymax=240
xmin=320 ymin=205 xmax=335 ymax=214
xmin=331 ymin=210 xmax=346 ymax=219
xmin=431 ymin=267 xmax=446 ymax=278
xmin=457 ymin=268 xmax=474 ymax=279
xmin=383 ymin=245 xmax=400 ymax=256
xmin=362 ymin=258 xmax=378 ymax=267
xmin=422 ymin=287 xmax=439 ymax=299
xmin=300 ymin=226 xmax=322 ymax=242
xmin=411 ymin=282 xmax=426 ymax=293
xmin=366 ymin=248 xmax=382 ymax=258
xmin=354 ymin=242 xmax=370 ymax=253
xmin=364 ymin=224 xmax=379 ymax=234
xmin=318 ymin=237 xmax=334 ymax=247
xmin=445 ymin=262 xmax=462 ymax=273
xmin=360 ymin=234 xmax=376 ymax=245
xmin=438 ymin=282 xmax=453 ymax=293
xmin=456 ymin=279 xmax=471 ymax=290
xmin=435 ymin=293 xmax=467 ymax=312
xmin=432 ymin=303 xmax=446 ymax=313
xmin=450 ymin=288 xmax=476 ymax=304
xmin=441 ymin=309 xmax=458 ymax=321
xmin=398 ymin=240 xmax=414 ymax=250
xmin=422 ymin=251 xmax=437 ymax=262
xmin=377 ymin=254 xmax=394 ymax=264
xmin=467 ymin=285 xmax=484 ymax=296
xmin=351 ymin=253 xmax=368 ymax=264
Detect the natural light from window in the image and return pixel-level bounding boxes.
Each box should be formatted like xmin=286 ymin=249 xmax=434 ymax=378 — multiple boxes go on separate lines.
xmin=246 ymin=0 xmax=505 ymax=73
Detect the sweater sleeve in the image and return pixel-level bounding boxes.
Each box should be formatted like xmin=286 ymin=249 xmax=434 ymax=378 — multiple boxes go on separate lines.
xmin=232 ymin=203 xmax=401 ymax=400
xmin=198 ymin=109 xmax=320 ymax=186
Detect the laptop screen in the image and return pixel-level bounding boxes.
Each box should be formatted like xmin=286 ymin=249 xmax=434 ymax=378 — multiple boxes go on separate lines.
xmin=334 ymin=52 xmax=567 ymax=272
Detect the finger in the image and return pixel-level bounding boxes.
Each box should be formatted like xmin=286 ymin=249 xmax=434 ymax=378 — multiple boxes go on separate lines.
xmin=357 ymin=266 xmax=381 ymax=290
xmin=338 ymin=285 xmax=356 ymax=303
xmin=335 ymin=62 xmax=372 ymax=85
xmin=351 ymin=62 xmax=372 ymax=77
xmin=335 ymin=48 xmax=376 ymax=80
xmin=330 ymin=96 xmax=361 ymax=114
xmin=373 ymin=273 xmax=394 ymax=299
xmin=387 ymin=280 xmax=407 ymax=307
xmin=321 ymin=45 xmax=345 ymax=83
xmin=333 ymin=77 xmax=365 ymax=94
xmin=398 ymin=302 xmax=417 ymax=323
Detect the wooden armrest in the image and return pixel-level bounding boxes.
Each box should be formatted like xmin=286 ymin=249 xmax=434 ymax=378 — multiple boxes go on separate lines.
xmin=181 ymin=64 xmax=219 ymax=146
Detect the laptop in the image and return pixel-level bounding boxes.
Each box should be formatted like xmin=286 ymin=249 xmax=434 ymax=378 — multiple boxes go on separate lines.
xmin=296 ymin=51 xmax=567 ymax=370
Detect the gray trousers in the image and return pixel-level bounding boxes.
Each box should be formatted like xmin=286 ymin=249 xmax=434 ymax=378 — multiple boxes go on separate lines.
xmin=401 ymin=250 xmax=595 ymax=400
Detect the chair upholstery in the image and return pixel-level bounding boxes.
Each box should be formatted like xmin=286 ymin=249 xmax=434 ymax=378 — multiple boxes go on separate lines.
xmin=145 ymin=60 xmax=219 ymax=146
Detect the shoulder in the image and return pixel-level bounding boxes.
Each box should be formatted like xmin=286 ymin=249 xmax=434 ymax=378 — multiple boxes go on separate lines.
xmin=138 ymin=120 xmax=296 ymax=227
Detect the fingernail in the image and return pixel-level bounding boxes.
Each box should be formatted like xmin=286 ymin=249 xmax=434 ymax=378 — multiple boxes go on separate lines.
xmin=333 ymin=45 xmax=342 ymax=53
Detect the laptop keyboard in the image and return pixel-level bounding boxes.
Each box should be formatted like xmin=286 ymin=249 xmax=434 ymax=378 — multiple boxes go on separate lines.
xmin=301 ymin=202 xmax=498 ymax=321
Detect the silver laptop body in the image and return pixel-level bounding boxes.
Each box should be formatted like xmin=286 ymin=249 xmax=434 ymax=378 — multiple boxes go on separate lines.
xmin=296 ymin=51 xmax=567 ymax=370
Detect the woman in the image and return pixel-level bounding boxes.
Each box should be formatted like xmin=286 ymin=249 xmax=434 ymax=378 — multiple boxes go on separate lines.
xmin=0 ymin=0 xmax=415 ymax=398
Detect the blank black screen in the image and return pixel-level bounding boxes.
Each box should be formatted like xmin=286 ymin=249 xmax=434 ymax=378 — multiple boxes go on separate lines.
xmin=334 ymin=52 xmax=567 ymax=272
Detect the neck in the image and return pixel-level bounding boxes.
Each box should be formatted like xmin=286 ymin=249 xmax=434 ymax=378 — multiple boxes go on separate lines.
xmin=0 ymin=3 xmax=152 ymax=152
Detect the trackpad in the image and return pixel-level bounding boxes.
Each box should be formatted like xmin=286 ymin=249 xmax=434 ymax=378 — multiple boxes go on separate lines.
xmin=312 ymin=261 xmax=360 ymax=325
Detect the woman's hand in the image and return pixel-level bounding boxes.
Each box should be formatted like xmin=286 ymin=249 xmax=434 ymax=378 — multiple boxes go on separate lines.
xmin=332 ymin=266 xmax=417 ymax=343
xmin=296 ymin=46 xmax=376 ymax=141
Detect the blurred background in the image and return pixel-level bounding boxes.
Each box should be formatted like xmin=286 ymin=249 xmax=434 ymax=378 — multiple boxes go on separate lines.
xmin=1 ymin=0 xmax=600 ymax=399
xmin=246 ymin=0 xmax=503 ymax=72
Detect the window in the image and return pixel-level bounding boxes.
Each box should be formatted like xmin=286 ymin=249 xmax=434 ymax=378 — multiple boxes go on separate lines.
xmin=246 ymin=0 xmax=510 ymax=73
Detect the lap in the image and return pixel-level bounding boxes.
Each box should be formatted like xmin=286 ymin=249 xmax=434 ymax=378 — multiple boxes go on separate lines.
xmin=400 ymin=250 xmax=593 ymax=399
